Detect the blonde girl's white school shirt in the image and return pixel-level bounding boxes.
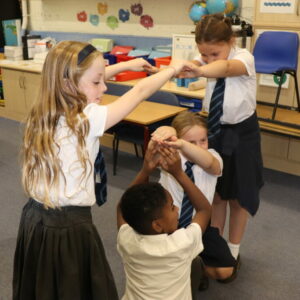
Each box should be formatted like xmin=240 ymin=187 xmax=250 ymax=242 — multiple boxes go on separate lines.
xmin=159 ymin=150 xmax=222 ymax=216
xmin=32 ymin=103 xmax=107 ymax=207
xmin=195 ymin=46 xmax=257 ymax=124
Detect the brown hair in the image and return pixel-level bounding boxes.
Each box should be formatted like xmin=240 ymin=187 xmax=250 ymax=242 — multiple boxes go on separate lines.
xmin=171 ymin=111 xmax=207 ymax=138
xmin=22 ymin=41 xmax=102 ymax=208
xmin=195 ymin=13 xmax=233 ymax=44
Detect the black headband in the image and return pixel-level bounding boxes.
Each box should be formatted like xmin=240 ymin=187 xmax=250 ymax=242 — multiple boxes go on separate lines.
xmin=77 ymin=44 xmax=97 ymax=65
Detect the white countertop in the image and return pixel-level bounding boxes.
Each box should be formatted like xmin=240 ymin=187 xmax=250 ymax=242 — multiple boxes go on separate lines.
xmin=0 ymin=59 xmax=43 ymax=73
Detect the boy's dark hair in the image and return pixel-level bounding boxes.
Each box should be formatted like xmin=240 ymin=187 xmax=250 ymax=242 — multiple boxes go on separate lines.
xmin=120 ymin=182 xmax=168 ymax=235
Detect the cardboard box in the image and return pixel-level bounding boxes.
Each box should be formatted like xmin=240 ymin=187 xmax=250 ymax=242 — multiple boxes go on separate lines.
xmin=90 ymin=38 xmax=113 ymax=52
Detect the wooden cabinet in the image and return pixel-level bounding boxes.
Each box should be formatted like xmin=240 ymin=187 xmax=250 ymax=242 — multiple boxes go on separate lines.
xmin=1 ymin=68 xmax=41 ymax=122
xmin=261 ymin=132 xmax=300 ymax=176
xmin=253 ymin=0 xmax=300 ymax=108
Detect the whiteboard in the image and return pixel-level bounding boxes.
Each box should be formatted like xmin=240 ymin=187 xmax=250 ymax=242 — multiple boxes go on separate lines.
xmin=172 ymin=34 xmax=199 ymax=60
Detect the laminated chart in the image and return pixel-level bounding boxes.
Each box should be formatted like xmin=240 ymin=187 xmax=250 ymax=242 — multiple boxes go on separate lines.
xmin=260 ymin=0 xmax=296 ymax=13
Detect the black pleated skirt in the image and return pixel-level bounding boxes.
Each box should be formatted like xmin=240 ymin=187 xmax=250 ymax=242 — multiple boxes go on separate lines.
xmin=210 ymin=112 xmax=264 ymax=216
xmin=13 ymin=198 xmax=119 ymax=300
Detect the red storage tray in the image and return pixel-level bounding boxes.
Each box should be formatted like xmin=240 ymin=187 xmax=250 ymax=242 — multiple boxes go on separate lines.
xmin=111 ymin=71 xmax=147 ymax=82
xmin=154 ymin=56 xmax=171 ymax=68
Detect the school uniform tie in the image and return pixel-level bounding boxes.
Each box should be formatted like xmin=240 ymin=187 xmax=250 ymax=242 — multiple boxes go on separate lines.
xmin=208 ymin=78 xmax=225 ymax=140
xmin=94 ymin=147 xmax=107 ymax=206
xmin=178 ymin=161 xmax=195 ymax=229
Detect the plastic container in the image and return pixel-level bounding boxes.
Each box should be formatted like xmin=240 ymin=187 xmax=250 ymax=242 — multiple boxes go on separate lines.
xmin=103 ymin=52 xmax=117 ymax=65
xmin=177 ymin=96 xmax=202 ymax=112
xmin=154 ymin=56 xmax=171 ymax=68
xmin=111 ymin=71 xmax=147 ymax=81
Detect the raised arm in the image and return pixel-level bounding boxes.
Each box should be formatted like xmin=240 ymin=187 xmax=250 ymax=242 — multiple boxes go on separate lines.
xmin=160 ymin=147 xmax=211 ymax=233
xmin=117 ymin=140 xmax=161 ymax=229
xmin=181 ymin=59 xmax=248 ymax=78
xmin=167 ymin=138 xmax=221 ymax=175
xmin=104 ymin=59 xmax=196 ymax=130
xmin=105 ymin=58 xmax=153 ymax=80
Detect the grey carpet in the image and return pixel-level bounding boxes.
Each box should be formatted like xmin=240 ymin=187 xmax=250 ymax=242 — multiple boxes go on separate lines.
xmin=1 ymin=116 xmax=300 ymax=300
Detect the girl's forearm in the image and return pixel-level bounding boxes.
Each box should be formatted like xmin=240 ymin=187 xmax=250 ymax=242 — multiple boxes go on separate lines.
xmin=181 ymin=140 xmax=221 ymax=175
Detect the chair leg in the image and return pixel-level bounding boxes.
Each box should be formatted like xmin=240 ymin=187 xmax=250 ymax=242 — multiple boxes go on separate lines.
xmin=293 ymin=72 xmax=300 ymax=113
xmin=112 ymin=136 xmax=119 ymax=176
xmin=141 ymin=145 xmax=145 ymax=158
xmin=134 ymin=144 xmax=139 ymax=158
xmin=272 ymin=72 xmax=285 ymax=120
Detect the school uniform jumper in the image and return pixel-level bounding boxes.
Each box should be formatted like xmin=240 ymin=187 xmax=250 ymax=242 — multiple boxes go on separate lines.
xmin=13 ymin=103 xmax=118 ymax=300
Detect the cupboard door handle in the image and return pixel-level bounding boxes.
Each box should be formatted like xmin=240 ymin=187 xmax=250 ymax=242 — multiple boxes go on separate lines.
xmin=19 ymin=76 xmax=23 ymax=89
xmin=22 ymin=76 xmax=25 ymax=89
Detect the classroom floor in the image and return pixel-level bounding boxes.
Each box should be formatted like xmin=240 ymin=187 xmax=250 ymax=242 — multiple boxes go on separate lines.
xmin=1 ymin=117 xmax=300 ymax=300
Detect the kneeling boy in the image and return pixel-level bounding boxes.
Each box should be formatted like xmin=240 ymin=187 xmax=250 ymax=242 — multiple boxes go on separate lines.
xmin=117 ymin=141 xmax=211 ymax=300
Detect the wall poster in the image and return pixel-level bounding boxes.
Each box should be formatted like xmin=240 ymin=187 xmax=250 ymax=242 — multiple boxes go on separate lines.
xmin=260 ymin=0 xmax=296 ymax=14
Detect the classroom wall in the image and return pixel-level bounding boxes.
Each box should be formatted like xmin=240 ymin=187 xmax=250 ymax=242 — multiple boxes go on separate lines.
xmin=28 ymin=0 xmax=254 ymax=38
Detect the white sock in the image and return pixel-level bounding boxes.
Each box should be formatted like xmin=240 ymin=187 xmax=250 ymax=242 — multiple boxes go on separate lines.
xmin=228 ymin=242 xmax=240 ymax=260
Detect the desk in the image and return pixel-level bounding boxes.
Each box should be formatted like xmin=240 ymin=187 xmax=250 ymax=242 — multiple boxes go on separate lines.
xmin=102 ymin=94 xmax=187 ymax=149
xmin=108 ymin=79 xmax=205 ymax=99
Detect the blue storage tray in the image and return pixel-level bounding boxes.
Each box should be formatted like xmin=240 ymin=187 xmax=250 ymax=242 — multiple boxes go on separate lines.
xmin=177 ymin=96 xmax=202 ymax=111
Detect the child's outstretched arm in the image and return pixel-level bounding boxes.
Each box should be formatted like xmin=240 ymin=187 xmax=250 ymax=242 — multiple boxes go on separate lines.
xmin=166 ymin=138 xmax=221 ymax=176
xmin=105 ymin=58 xmax=154 ymax=80
xmin=104 ymin=59 xmax=196 ymax=130
xmin=181 ymin=59 xmax=248 ymax=78
xmin=151 ymin=126 xmax=177 ymax=142
xmin=160 ymin=147 xmax=211 ymax=233
xmin=152 ymin=126 xmax=221 ymax=175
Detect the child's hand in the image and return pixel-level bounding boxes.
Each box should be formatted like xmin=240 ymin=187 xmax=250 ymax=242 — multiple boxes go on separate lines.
xmin=142 ymin=140 xmax=161 ymax=174
xmin=124 ymin=58 xmax=154 ymax=72
xmin=178 ymin=63 xmax=203 ymax=78
xmin=169 ymin=59 xmax=199 ymax=76
xmin=159 ymin=147 xmax=182 ymax=177
xmin=161 ymin=137 xmax=184 ymax=150
xmin=151 ymin=126 xmax=177 ymax=143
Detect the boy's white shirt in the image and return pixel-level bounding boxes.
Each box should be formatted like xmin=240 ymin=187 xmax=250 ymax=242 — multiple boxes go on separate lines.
xmin=160 ymin=150 xmax=223 ymax=216
xmin=117 ymin=223 xmax=203 ymax=300
xmin=195 ymin=46 xmax=257 ymax=124
xmin=32 ymin=103 xmax=107 ymax=206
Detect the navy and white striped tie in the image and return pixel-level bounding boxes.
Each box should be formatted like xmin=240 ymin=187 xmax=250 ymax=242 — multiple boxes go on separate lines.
xmin=208 ymin=78 xmax=225 ymax=140
xmin=94 ymin=148 xmax=107 ymax=206
xmin=178 ymin=161 xmax=195 ymax=228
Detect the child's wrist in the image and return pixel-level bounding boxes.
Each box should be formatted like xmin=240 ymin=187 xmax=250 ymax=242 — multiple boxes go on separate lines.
xmin=164 ymin=66 xmax=177 ymax=77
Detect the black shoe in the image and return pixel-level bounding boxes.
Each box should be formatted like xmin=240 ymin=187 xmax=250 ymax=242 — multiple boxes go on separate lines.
xmin=198 ymin=275 xmax=209 ymax=291
xmin=217 ymin=255 xmax=241 ymax=284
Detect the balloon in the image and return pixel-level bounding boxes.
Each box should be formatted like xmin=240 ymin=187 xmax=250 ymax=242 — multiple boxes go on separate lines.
xmin=206 ymin=0 xmax=239 ymax=16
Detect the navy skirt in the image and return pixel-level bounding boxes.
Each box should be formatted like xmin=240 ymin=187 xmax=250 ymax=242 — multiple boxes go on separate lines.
xmin=210 ymin=112 xmax=264 ymax=216
xmin=200 ymin=226 xmax=236 ymax=268
xmin=13 ymin=198 xmax=119 ymax=300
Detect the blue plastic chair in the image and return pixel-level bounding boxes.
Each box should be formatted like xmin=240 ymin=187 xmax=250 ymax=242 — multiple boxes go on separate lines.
xmin=106 ymin=82 xmax=180 ymax=175
xmin=253 ymin=31 xmax=300 ymax=120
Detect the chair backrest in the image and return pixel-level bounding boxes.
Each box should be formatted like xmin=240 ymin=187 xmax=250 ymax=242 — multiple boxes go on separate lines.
xmin=146 ymin=90 xmax=179 ymax=106
xmin=106 ymin=82 xmax=179 ymax=106
xmin=106 ymin=82 xmax=132 ymax=96
xmin=253 ymin=31 xmax=299 ymax=73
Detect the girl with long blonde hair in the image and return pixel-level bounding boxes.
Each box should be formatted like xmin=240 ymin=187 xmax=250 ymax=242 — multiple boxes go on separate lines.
xmin=13 ymin=40 xmax=194 ymax=300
